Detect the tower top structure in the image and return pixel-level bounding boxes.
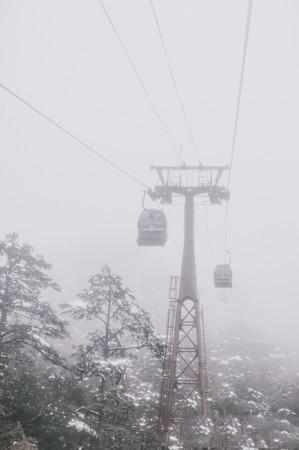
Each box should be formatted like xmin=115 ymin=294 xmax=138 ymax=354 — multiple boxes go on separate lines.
xmin=149 ymin=164 xmax=230 ymax=204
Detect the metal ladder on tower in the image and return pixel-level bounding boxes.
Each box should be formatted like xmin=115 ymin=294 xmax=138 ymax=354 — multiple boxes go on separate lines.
xmin=158 ymin=276 xmax=180 ymax=435
xmin=198 ymin=305 xmax=208 ymax=398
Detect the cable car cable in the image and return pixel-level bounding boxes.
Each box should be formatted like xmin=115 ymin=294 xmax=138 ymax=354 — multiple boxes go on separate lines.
xmin=227 ymin=0 xmax=253 ymax=188
xmin=96 ymin=1 xmax=188 ymax=255
xmin=97 ymin=0 xmax=179 ymax=158
xmin=0 ymin=82 xmax=149 ymax=189
xmin=225 ymin=0 xmax=253 ymax=251
xmin=149 ymin=0 xmax=200 ymax=162
xmin=0 ymin=82 xmax=182 ymax=256
xmin=97 ymin=1 xmax=185 ymax=257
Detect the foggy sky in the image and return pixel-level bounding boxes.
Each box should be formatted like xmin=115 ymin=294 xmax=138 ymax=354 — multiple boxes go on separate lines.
xmin=1 ymin=0 xmax=299 ymax=348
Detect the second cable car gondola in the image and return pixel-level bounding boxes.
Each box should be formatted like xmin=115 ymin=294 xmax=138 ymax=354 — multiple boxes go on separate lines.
xmin=214 ymin=264 xmax=232 ymax=288
xmin=137 ymin=208 xmax=167 ymax=246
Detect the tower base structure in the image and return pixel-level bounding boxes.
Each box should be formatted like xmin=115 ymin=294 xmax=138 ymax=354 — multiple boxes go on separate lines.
xmin=158 ymin=276 xmax=208 ymax=448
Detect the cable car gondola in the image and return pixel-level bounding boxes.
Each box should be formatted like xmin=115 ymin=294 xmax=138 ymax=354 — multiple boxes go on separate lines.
xmin=214 ymin=264 xmax=232 ymax=288
xmin=137 ymin=208 xmax=167 ymax=246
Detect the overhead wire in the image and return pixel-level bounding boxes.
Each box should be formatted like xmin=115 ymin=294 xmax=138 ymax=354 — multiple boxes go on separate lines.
xmin=225 ymin=0 xmax=253 ymax=253
xmin=149 ymin=0 xmax=199 ymax=162
xmin=150 ymin=0 xmax=218 ymax=270
xmin=0 ymin=81 xmax=182 ymax=257
xmin=0 ymin=82 xmax=149 ymax=189
xmin=97 ymin=0 xmax=184 ymax=254
xmin=2 ymin=0 xmax=204 ymax=258
xmin=227 ymin=0 xmax=253 ymax=188
xmin=97 ymin=0 xmax=179 ymax=159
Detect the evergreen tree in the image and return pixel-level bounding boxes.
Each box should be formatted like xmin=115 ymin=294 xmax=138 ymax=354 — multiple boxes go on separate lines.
xmin=63 ymin=265 xmax=161 ymax=387
xmin=0 ymin=233 xmax=68 ymax=449
xmin=63 ymin=265 xmax=162 ymax=448
xmin=0 ymin=233 xmax=67 ymax=365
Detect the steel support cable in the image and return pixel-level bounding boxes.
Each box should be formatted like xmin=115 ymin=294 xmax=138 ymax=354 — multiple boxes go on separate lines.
xmin=97 ymin=0 xmax=179 ymax=158
xmin=225 ymin=0 xmax=253 ymax=252
xmin=97 ymin=0 xmax=183 ymax=254
xmin=0 ymin=82 xmax=182 ymax=257
xmin=149 ymin=0 xmax=199 ymax=162
xmin=0 ymin=82 xmax=148 ymax=189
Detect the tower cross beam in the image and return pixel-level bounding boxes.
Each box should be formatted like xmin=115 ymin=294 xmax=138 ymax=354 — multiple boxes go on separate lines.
xmin=149 ymin=164 xmax=230 ymax=204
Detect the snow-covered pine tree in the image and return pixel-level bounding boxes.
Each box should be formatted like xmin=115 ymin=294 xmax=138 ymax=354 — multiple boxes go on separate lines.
xmin=0 ymin=233 xmax=67 ymax=365
xmin=0 ymin=233 xmax=70 ymax=449
xmin=63 ymin=264 xmax=161 ymax=387
xmin=63 ymin=265 xmax=162 ymax=449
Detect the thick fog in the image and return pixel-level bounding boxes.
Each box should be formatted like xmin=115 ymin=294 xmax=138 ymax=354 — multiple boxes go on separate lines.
xmin=1 ymin=0 xmax=299 ymax=349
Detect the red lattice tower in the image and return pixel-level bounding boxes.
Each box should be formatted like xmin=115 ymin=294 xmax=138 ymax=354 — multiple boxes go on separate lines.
xmin=150 ymin=165 xmax=229 ymax=448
